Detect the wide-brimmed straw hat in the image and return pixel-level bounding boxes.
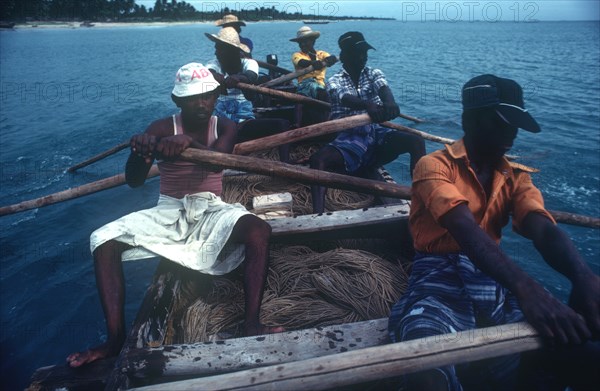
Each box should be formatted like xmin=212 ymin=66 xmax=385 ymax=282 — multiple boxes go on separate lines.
xmin=172 ymin=63 xmax=220 ymax=98
xmin=205 ymin=26 xmax=250 ymax=54
xmin=215 ymin=14 xmax=246 ymax=27
xmin=290 ymin=26 xmax=320 ymax=42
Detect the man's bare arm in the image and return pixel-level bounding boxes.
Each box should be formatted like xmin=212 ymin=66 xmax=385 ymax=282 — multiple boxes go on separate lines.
xmin=521 ymin=212 xmax=600 ymax=336
xmin=440 ymin=204 xmax=592 ymax=344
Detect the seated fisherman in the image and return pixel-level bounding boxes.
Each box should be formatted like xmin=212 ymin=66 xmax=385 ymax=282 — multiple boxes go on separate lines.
xmin=309 ymin=31 xmax=425 ymax=213
xmin=66 ymin=63 xmax=284 ymax=368
xmin=204 ymin=27 xmax=290 ymax=158
xmin=290 ymin=26 xmax=337 ymax=126
xmin=388 ymin=74 xmax=600 ymax=390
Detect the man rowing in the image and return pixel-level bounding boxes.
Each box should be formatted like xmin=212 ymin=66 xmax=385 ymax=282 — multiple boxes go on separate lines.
xmin=290 ymin=26 xmax=337 ymax=126
xmin=204 ymin=27 xmax=290 ymax=160
xmin=67 ymin=63 xmax=283 ymax=368
xmin=388 ymin=74 xmax=600 ymax=390
xmin=309 ymin=31 xmax=425 ymax=213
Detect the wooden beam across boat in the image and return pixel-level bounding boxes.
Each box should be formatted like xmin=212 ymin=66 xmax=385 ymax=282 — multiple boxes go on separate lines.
xmin=128 ymin=322 xmax=542 ymax=391
xmin=122 ymin=318 xmax=390 ymax=384
xmin=269 ymin=203 xmax=410 ymax=238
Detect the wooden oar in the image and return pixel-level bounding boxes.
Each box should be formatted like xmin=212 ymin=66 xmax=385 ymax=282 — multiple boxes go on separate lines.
xmin=253 ymin=81 xmax=425 ymax=124
xmin=232 ymin=113 xmax=425 ymax=156
xmin=1 ymin=149 xmax=599 ymax=229
xmin=383 ymin=121 xmax=455 ymax=145
xmin=181 ymin=149 xmax=598 ymax=228
xmin=238 ymin=82 xmax=330 ymax=108
xmin=255 ymin=59 xmax=292 ymax=75
xmin=382 ymin=121 xmax=521 ymax=162
xmin=260 ymin=60 xmax=332 ymax=88
xmin=233 ymin=113 xmax=372 ymax=155
xmin=0 ymin=150 xmax=406 ymax=217
xmin=181 ymin=148 xmax=411 ymax=199
xmin=66 ymin=141 xmax=130 ymax=173
xmin=128 ymin=322 xmax=542 ymax=391
xmin=548 ymin=210 xmax=600 ymax=228
xmin=0 ymin=166 xmax=160 ymax=217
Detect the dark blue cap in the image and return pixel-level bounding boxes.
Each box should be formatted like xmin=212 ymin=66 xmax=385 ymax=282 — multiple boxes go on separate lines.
xmin=462 ymin=74 xmax=540 ymax=133
xmin=338 ymin=31 xmax=375 ymax=52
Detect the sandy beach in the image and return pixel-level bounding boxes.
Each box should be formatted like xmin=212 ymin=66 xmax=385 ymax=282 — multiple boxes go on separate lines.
xmin=11 ymin=20 xmax=213 ymax=29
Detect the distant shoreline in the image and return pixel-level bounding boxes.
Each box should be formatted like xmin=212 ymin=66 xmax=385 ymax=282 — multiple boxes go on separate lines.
xmin=12 ymin=21 xmax=210 ymax=29
xmin=8 ymin=18 xmax=395 ymax=30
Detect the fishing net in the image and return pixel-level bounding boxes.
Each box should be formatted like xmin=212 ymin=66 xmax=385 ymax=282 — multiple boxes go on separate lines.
xmin=159 ymin=143 xmax=406 ymax=344
xmin=221 ymin=143 xmax=376 ymax=214
xmin=166 ymin=244 xmax=409 ymax=344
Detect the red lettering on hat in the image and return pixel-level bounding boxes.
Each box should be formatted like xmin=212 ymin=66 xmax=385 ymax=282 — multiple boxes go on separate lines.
xmin=191 ymin=70 xmax=203 ymax=80
xmin=176 ymin=71 xmax=182 ymax=82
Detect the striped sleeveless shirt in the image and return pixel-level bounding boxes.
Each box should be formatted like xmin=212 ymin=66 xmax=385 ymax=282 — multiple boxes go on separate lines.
xmin=157 ymin=114 xmax=223 ymax=198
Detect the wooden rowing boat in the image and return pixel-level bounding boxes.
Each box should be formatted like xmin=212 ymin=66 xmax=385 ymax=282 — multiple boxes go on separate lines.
xmin=24 ymin=59 xmax=554 ymax=391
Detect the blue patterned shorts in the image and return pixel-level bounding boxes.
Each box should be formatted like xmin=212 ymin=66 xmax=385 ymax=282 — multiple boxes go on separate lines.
xmin=329 ymin=124 xmax=393 ymax=173
xmin=388 ymin=252 xmax=525 ymax=391
xmin=213 ymin=98 xmax=255 ymax=123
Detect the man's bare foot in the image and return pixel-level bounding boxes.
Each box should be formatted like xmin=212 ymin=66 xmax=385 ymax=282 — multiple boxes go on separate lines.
xmin=66 ymin=340 xmax=122 ymax=368
xmin=245 ymin=324 xmax=285 ymax=337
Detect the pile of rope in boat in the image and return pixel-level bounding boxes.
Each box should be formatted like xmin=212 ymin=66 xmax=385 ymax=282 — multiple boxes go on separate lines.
xmin=222 ymin=143 xmax=375 ymax=215
xmin=166 ymin=245 xmax=409 ymax=344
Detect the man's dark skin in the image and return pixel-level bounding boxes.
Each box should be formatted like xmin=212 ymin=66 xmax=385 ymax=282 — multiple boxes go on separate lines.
xmin=210 ymin=41 xmax=257 ymax=91
xmin=407 ymin=109 xmax=600 ymax=390
xmin=209 ymin=41 xmax=291 ymax=160
xmin=66 ymin=89 xmax=283 ymax=368
xmin=309 ymin=48 xmax=425 ymax=213
xmin=295 ymin=37 xmax=337 ymax=72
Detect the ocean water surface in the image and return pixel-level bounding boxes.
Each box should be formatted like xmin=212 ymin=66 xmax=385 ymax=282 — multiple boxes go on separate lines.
xmin=1 ymin=20 xmax=599 ymax=390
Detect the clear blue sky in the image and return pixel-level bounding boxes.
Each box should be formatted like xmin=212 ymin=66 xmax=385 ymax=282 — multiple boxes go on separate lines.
xmin=137 ymin=1 xmax=600 ymax=21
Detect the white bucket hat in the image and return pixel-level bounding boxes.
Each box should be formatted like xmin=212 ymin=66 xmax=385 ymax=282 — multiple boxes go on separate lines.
xmin=290 ymin=26 xmax=320 ymax=42
xmin=205 ymin=26 xmax=250 ymax=54
xmin=172 ymin=63 xmax=220 ymax=98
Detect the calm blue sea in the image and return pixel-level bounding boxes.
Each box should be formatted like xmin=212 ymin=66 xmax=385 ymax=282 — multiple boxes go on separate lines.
xmin=1 ymin=20 xmax=599 ymax=390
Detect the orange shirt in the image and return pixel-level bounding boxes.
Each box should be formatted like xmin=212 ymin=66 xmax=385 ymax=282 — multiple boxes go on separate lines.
xmin=291 ymin=50 xmax=330 ymax=86
xmin=410 ymin=138 xmax=555 ymax=253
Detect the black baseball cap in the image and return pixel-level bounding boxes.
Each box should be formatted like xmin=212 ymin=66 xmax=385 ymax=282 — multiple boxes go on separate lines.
xmin=462 ymin=74 xmax=540 ymax=133
xmin=338 ymin=31 xmax=375 ymax=52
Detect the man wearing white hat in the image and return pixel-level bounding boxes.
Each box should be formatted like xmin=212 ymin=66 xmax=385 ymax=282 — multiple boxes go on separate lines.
xmin=290 ymin=26 xmax=337 ymax=126
xmin=67 ymin=63 xmax=284 ymax=368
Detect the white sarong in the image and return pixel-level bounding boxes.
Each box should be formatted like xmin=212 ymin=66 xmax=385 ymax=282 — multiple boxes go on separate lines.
xmin=90 ymin=192 xmax=251 ymax=275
